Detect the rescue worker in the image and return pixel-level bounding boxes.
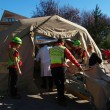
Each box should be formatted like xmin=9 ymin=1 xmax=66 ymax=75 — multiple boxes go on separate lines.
xmin=49 ymin=38 xmax=83 ymax=106
xmin=72 ymin=40 xmax=87 ymax=65
xmin=8 ymin=37 xmax=22 ymax=98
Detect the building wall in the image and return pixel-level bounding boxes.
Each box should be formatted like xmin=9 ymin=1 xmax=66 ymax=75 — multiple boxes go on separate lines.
xmin=0 ymin=10 xmax=27 ymax=32
xmin=0 ymin=24 xmax=11 ymax=32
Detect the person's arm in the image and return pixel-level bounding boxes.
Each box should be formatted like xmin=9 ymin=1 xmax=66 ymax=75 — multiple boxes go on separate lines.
xmin=83 ymin=51 xmax=87 ymax=65
xmin=65 ymin=48 xmax=83 ymax=71
xmin=13 ymin=50 xmax=22 ymax=75
xmin=14 ymin=57 xmax=22 ymax=75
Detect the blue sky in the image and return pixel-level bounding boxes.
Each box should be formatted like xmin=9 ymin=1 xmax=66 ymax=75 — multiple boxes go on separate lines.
xmin=0 ymin=0 xmax=110 ymax=19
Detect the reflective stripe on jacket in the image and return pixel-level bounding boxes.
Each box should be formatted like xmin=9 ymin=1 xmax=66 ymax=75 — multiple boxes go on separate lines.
xmin=50 ymin=46 xmax=66 ymax=64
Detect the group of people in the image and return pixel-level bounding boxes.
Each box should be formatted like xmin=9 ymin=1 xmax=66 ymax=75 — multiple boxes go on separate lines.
xmin=8 ymin=36 xmax=110 ymax=108
xmin=36 ymin=38 xmax=83 ymax=105
xmin=35 ymin=37 xmax=106 ymax=106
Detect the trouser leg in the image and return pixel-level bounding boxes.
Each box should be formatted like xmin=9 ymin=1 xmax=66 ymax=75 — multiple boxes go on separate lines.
xmin=41 ymin=77 xmax=47 ymax=89
xmin=51 ymin=67 xmax=65 ymax=100
xmin=48 ymin=76 xmax=53 ymax=90
xmin=9 ymin=67 xmax=18 ymax=97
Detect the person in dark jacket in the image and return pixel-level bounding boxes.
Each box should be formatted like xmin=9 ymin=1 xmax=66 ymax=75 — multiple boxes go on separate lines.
xmin=87 ymin=44 xmax=102 ymax=66
xmin=86 ymin=44 xmax=110 ymax=110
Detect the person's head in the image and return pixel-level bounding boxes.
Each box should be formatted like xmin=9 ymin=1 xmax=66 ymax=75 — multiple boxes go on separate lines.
xmin=57 ymin=38 xmax=64 ymax=45
xmin=71 ymin=40 xmax=81 ymax=50
xmin=73 ymin=40 xmax=81 ymax=47
xmin=87 ymin=44 xmax=93 ymax=53
xmin=12 ymin=36 xmax=22 ymax=48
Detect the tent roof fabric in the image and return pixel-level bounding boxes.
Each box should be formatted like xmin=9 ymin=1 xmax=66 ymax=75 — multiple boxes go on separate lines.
xmin=18 ymin=15 xmax=87 ymax=38
xmin=0 ymin=15 xmax=87 ymax=39
xmin=0 ymin=15 xmax=102 ymax=58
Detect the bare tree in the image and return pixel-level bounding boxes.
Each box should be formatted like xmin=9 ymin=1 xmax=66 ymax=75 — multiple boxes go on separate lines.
xmin=32 ymin=0 xmax=81 ymax=24
xmin=32 ymin=0 xmax=59 ymax=17
xmin=59 ymin=5 xmax=81 ymax=24
xmin=81 ymin=11 xmax=94 ymax=30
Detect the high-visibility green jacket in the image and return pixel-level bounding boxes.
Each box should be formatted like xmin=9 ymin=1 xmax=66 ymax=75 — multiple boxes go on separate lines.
xmin=50 ymin=46 xmax=66 ymax=64
xmin=8 ymin=48 xmax=20 ymax=67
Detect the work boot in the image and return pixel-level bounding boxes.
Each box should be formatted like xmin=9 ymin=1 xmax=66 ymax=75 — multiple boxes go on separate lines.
xmin=57 ymin=97 xmax=67 ymax=107
xmin=11 ymin=94 xmax=21 ymax=99
xmin=48 ymin=88 xmax=53 ymax=92
xmin=106 ymin=98 xmax=110 ymax=109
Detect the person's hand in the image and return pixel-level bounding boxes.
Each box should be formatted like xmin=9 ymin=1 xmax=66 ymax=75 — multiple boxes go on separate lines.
xmin=78 ymin=66 xmax=83 ymax=71
xmin=18 ymin=70 xmax=22 ymax=75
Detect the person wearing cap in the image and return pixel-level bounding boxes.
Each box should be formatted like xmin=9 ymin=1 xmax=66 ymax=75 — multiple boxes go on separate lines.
xmin=49 ymin=38 xmax=83 ymax=106
xmin=72 ymin=40 xmax=87 ymax=65
xmin=65 ymin=39 xmax=81 ymax=54
xmin=8 ymin=36 xmax=22 ymax=98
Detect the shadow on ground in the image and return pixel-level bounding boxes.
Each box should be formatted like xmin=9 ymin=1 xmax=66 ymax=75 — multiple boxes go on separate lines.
xmin=0 ymin=91 xmax=91 ymax=110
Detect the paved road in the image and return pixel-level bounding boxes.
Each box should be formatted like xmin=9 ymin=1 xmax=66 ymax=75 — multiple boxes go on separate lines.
xmin=0 ymin=91 xmax=91 ymax=110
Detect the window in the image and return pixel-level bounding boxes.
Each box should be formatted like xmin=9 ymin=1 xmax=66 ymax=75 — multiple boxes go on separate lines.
xmin=5 ymin=18 xmax=16 ymax=22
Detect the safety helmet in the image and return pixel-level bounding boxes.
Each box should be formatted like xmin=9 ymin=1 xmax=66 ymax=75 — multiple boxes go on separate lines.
xmin=12 ymin=37 xmax=22 ymax=45
xmin=73 ymin=40 xmax=81 ymax=46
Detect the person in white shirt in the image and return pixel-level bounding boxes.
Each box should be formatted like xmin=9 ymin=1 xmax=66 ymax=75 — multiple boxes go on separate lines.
xmin=36 ymin=43 xmax=53 ymax=91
